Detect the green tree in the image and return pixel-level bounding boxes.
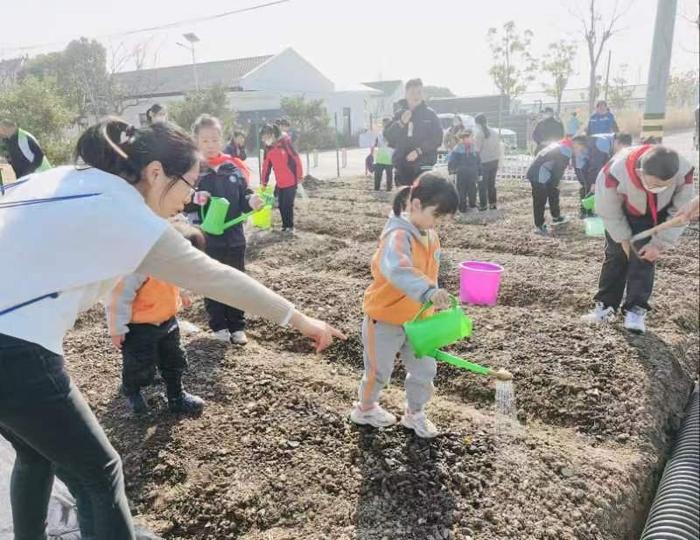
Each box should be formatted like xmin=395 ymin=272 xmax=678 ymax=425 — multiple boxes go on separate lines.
xmin=169 ymin=86 xmax=236 ymax=134
xmin=486 ymin=21 xmax=537 ymax=104
xmin=667 ymin=70 xmax=699 ymax=108
xmin=541 ymin=41 xmax=577 ymax=115
xmin=280 ymin=96 xmax=334 ymax=154
xmin=0 ymin=76 xmax=75 ymax=164
xmin=607 ymin=64 xmax=635 ymax=110
xmin=24 ymin=38 xmax=111 ymax=122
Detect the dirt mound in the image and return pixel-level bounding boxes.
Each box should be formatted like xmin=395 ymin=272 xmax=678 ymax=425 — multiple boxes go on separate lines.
xmin=63 ymin=175 xmax=698 ymax=539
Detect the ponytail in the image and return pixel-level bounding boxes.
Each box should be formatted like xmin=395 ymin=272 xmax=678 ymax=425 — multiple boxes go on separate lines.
xmin=391 ymin=173 xmax=458 ymax=218
xmin=475 ymin=113 xmax=490 ymax=139
xmin=392 ymin=186 xmax=411 ymax=216
xmin=75 ymin=116 xmax=198 ymax=185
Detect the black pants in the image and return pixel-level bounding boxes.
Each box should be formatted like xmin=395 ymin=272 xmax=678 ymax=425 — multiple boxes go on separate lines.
xmin=205 ymin=245 xmax=246 ymax=332
xmin=121 ymin=317 xmax=187 ymax=400
xmin=531 ymin=181 xmax=561 ymax=227
xmin=395 ymin=163 xmax=423 ymax=187
xmin=456 ymin=170 xmax=478 ymax=212
xmin=277 ymin=185 xmax=297 ymax=230
xmin=478 ymin=160 xmax=499 ymax=208
xmin=0 ymin=333 xmax=134 ymax=539
xmin=374 ymin=164 xmax=393 ymax=191
xmin=594 ymin=213 xmax=664 ymax=311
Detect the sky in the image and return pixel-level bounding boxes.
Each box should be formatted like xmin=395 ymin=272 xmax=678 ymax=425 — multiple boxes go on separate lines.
xmin=1 ymin=0 xmax=698 ymax=96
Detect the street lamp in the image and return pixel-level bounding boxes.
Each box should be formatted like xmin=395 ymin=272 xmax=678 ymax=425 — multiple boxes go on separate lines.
xmin=176 ymin=32 xmax=200 ymax=91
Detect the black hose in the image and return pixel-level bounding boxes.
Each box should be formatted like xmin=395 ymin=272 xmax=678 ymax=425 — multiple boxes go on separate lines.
xmin=641 ymin=383 xmax=699 ymax=540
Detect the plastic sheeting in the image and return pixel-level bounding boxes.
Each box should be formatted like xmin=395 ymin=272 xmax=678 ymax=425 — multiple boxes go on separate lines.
xmin=1 ymin=438 xmax=161 ymax=540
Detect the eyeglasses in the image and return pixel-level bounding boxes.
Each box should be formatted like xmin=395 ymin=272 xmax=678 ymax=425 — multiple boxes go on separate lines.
xmin=177 ymin=175 xmax=197 ymax=197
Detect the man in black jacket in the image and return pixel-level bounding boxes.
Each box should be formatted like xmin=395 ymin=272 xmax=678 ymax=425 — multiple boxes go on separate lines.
xmin=0 ymin=120 xmax=51 ymax=179
xmin=384 ymin=79 xmax=443 ymax=186
xmin=531 ymin=108 xmax=564 ymax=154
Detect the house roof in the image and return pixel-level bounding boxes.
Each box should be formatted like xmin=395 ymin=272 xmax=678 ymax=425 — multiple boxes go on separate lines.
xmin=112 ymin=54 xmax=274 ymax=97
xmin=361 ymin=80 xmax=403 ymax=96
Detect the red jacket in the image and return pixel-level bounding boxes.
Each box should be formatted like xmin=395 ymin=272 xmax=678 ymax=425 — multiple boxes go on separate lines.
xmin=262 ymin=138 xmax=303 ymax=188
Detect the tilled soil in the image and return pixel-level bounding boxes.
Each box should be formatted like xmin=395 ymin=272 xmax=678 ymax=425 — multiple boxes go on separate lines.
xmin=65 ymin=175 xmax=698 ymax=539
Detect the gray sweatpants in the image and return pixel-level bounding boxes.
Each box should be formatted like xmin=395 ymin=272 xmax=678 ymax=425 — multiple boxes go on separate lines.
xmin=358 ymin=316 xmax=437 ymax=413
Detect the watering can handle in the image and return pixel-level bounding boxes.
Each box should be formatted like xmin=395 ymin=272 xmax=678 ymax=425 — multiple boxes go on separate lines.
xmin=411 ymin=294 xmax=458 ymax=323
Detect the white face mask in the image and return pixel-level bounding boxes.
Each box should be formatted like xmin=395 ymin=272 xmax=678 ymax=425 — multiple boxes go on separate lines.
xmin=643 ymin=183 xmax=670 ymax=194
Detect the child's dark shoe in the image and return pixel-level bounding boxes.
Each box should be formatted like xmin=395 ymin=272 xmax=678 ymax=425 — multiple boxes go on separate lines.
xmin=168 ymin=392 xmax=205 ymax=415
xmin=125 ymin=391 xmax=148 ymax=415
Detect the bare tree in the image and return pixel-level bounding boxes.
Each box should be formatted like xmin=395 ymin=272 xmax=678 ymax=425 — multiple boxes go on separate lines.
xmin=570 ymin=0 xmax=632 ymax=114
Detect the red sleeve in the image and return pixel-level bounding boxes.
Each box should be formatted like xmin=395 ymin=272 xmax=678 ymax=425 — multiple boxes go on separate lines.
xmin=685 ymin=169 xmax=695 ymax=185
xmin=262 ymin=151 xmax=273 ymax=187
xmin=294 ymin=151 xmax=304 ymax=181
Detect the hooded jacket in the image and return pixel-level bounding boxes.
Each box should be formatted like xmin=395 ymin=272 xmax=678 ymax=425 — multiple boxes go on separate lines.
xmin=595 ymin=145 xmax=695 ymax=249
xmin=574 ymin=134 xmax=615 ymax=188
xmin=363 ymin=215 xmax=440 ymax=325
xmin=2 ymin=128 xmax=51 ymax=179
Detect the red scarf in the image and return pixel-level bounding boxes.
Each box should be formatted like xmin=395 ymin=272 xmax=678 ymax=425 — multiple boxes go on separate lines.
xmin=624 ymin=145 xmax=656 ymax=223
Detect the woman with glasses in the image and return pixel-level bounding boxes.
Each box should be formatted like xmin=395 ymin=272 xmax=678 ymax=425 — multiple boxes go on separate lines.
xmin=0 ymin=117 xmax=345 ymax=539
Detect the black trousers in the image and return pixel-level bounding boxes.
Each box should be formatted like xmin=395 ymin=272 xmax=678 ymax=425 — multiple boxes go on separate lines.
xmin=456 ymin=170 xmax=478 ymax=212
xmin=121 ymin=317 xmax=187 ymax=400
xmin=205 ymin=245 xmax=246 ymax=332
xmin=374 ymin=164 xmax=393 ymax=191
xmin=0 ymin=333 xmax=134 ymax=539
xmin=395 ymin=163 xmax=423 ymax=187
xmin=594 ymin=212 xmax=665 ymax=311
xmin=478 ymin=160 xmax=499 ymax=208
xmin=277 ymin=185 xmax=297 ymax=230
xmin=530 ymin=181 xmax=561 ymax=227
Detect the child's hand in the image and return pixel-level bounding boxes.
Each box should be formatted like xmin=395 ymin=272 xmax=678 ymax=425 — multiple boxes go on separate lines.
xmin=249 ymin=194 xmax=265 ymax=210
xmin=180 ymin=294 xmax=193 ymax=308
xmin=111 ymin=334 xmax=125 ymax=350
xmin=638 ymin=244 xmax=661 ymax=262
xmin=430 ymin=289 xmax=452 ymax=310
xmin=290 ymin=311 xmax=347 ymax=353
xmin=193 ymin=191 xmax=211 ymax=206
xmin=406 ymin=150 xmax=419 ymax=162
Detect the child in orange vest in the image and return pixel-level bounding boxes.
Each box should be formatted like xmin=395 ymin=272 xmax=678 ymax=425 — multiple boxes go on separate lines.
xmin=106 ymin=221 xmax=206 ymax=414
xmin=350 ymin=173 xmax=458 ymax=438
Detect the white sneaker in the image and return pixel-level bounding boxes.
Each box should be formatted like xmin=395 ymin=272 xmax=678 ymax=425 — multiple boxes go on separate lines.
xmin=580 ymin=302 xmax=616 ymax=325
xmin=212 ymin=329 xmax=231 ymax=342
xmin=624 ymin=307 xmax=647 ymax=334
xmin=401 ymin=409 xmax=439 ymax=438
xmin=230 ymin=330 xmax=248 ymax=345
xmin=349 ymin=402 xmax=397 ymax=428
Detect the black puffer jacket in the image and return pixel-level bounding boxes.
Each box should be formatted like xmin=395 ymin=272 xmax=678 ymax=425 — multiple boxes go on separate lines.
xmin=384 ymin=100 xmax=443 ymax=176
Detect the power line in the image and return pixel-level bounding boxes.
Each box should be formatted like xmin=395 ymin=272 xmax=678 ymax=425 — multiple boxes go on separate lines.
xmin=0 ymin=0 xmax=290 ymax=54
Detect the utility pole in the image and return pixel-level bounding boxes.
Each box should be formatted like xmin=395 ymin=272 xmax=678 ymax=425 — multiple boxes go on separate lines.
xmin=603 ymin=50 xmax=612 ymax=101
xmin=177 ymin=32 xmax=200 ymax=92
xmin=641 ymin=0 xmax=678 ymax=142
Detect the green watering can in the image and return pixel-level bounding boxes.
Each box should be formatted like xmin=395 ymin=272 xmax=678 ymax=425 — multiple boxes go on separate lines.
xmin=200 ymin=189 xmax=275 ymax=236
xmin=403 ymin=297 xmax=512 ymax=381
xmin=581 ymin=194 xmax=595 ymax=211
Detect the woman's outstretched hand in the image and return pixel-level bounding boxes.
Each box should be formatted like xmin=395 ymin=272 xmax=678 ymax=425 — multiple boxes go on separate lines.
xmin=290 ymin=311 xmax=347 ymax=353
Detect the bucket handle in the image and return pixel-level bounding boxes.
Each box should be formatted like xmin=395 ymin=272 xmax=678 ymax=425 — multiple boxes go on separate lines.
xmin=411 ymin=294 xmax=458 ymax=323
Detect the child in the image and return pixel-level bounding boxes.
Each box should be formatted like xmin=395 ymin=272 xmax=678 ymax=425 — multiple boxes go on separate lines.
xmin=224 ymin=131 xmax=247 ymax=161
xmin=261 ymin=123 xmax=304 ymax=234
xmin=195 ymin=114 xmax=263 ymax=344
xmin=525 ymin=138 xmax=572 ymax=234
xmin=572 ymin=133 xmax=632 ymax=217
xmin=448 ymin=130 xmax=481 ymax=213
xmin=581 ymin=145 xmax=695 ymax=334
xmin=106 ymin=221 xmax=206 ymax=415
xmin=350 ymin=173 xmax=459 ymax=438
xmin=373 ymin=118 xmax=394 ymax=191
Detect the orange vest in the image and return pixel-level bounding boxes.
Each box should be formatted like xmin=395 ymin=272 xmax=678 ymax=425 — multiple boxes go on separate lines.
xmin=363 ymin=229 xmax=440 ymax=325
xmin=131 ymin=277 xmax=181 ymax=325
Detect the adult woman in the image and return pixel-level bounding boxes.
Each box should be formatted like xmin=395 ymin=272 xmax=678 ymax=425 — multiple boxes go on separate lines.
xmin=474 ymin=113 xmax=501 ymax=210
xmin=0 ymin=118 xmax=343 ymax=538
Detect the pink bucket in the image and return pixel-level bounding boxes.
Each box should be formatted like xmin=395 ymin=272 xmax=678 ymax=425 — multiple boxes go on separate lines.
xmin=459 ymin=261 xmax=504 ymax=306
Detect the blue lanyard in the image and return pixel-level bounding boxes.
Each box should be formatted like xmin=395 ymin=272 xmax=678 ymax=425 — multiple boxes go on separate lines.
xmin=0 ymin=292 xmax=60 ymax=316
